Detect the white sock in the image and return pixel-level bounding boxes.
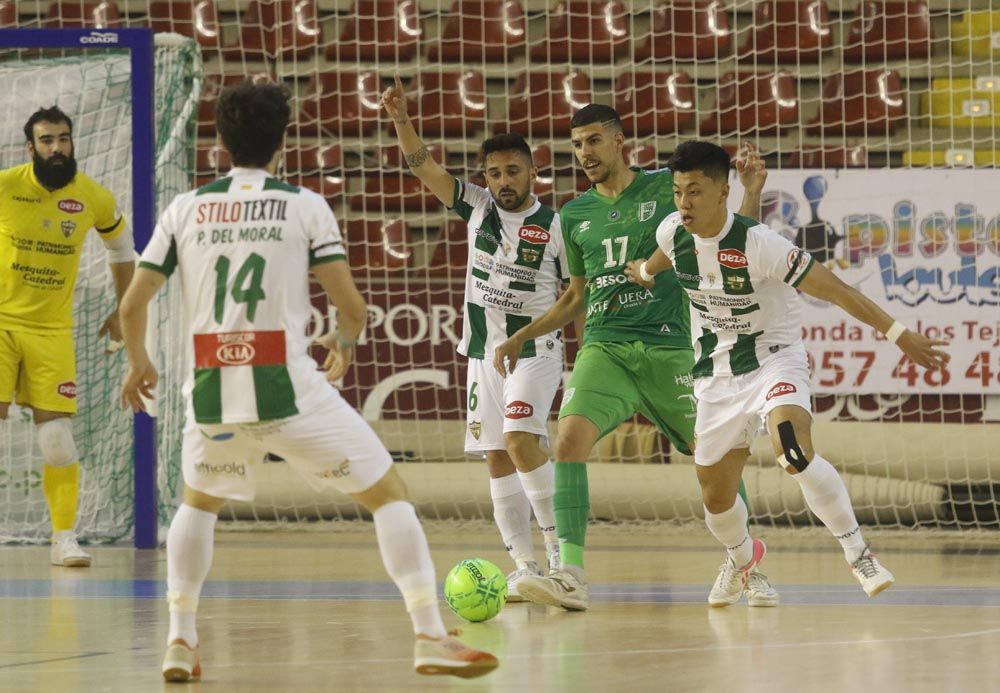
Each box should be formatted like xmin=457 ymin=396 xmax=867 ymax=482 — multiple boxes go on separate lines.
xmin=518 ymin=461 xmax=558 ymax=550
xmin=704 ymin=495 xmax=754 ymax=568
xmin=166 ymin=504 xmax=217 ymax=648
xmin=490 ymin=473 xmax=534 ymax=567
xmin=373 ymin=501 xmax=447 ymax=639
xmin=792 ymin=454 xmax=867 ymax=563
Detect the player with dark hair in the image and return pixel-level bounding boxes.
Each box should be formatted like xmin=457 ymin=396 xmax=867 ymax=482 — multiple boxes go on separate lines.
xmin=0 ymin=104 xmax=135 ymax=567
xmin=119 ymin=82 xmax=498 ymax=682
xmin=627 ymin=140 xmax=950 ymax=599
xmin=494 ymin=105 xmax=775 ymax=610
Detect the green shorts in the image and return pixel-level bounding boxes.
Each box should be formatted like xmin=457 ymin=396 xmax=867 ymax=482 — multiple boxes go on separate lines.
xmin=559 ymin=341 xmax=696 ymax=455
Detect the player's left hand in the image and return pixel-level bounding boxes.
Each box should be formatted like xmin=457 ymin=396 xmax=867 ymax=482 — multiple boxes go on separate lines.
xmin=99 ymin=309 xmax=125 ymax=354
xmin=898 ymin=330 xmax=950 ymax=371
xmin=120 ymin=359 xmax=158 ymax=412
xmin=735 ymin=142 xmax=767 ymax=194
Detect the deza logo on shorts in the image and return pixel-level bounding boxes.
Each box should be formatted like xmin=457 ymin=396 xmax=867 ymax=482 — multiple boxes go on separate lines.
xmin=518 ymin=225 xmax=550 ymax=244
xmin=717 ymin=249 xmax=748 ymax=269
xmin=765 ymin=382 xmax=797 ymax=400
xmin=57 ymin=381 xmax=77 ymax=399
xmin=504 ymin=400 xmax=534 ymax=419
xmin=58 ymin=199 xmax=84 ymax=214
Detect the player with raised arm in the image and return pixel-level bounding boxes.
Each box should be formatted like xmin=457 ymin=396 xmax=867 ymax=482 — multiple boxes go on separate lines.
xmin=0 ymin=106 xmax=135 ymax=567
xmin=493 ymin=104 xmax=775 ymax=610
xmin=383 ymin=76 xmax=565 ymax=598
xmin=118 ymin=83 xmax=498 ymax=682
xmin=626 ymin=141 xmax=950 ymax=599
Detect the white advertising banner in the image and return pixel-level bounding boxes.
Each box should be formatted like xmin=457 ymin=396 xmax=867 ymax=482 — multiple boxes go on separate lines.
xmin=760 ymin=169 xmax=1000 ymax=394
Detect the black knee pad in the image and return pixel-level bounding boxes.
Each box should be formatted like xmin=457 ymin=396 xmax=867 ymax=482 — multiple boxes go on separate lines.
xmin=777 ymin=421 xmax=809 ymax=472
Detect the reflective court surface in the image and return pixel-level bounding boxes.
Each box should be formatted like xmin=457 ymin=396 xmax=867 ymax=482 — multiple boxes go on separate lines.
xmin=2 ymin=525 xmax=1000 ymax=693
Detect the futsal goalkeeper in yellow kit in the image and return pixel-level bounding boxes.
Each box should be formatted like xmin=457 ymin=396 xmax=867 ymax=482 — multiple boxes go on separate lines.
xmin=0 ymin=106 xmax=135 ymax=566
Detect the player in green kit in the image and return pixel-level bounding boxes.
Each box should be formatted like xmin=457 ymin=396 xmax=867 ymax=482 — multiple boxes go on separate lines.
xmin=493 ymin=104 xmax=776 ymax=610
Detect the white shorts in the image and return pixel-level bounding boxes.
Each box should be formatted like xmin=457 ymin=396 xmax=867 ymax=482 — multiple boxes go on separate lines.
xmin=464 ymin=356 xmax=562 ymax=453
xmin=181 ymin=387 xmax=393 ymax=502
xmin=693 ymin=343 xmax=813 ymax=466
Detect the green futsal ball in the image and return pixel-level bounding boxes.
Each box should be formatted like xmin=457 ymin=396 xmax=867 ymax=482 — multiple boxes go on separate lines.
xmin=444 ymin=558 xmax=508 ymax=622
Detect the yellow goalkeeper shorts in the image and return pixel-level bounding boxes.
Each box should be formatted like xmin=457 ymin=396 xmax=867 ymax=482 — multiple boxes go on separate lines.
xmin=0 ymin=329 xmax=77 ymax=414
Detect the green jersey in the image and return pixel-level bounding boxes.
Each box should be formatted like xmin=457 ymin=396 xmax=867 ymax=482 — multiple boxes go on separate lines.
xmin=561 ymin=167 xmax=689 ymax=348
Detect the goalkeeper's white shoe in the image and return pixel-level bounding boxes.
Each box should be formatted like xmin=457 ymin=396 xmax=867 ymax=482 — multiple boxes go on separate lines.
xmin=50 ymin=531 xmax=91 ymax=568
xmin=162 ymin=639 xmax=201 ymax=683
xmin=506 ymin=562 xmax=542 ymax=603
xmin=851 ymin=545 xmax=894 ymax=597
xmin=516 ymin=567 xmax=589 ymax=611
xmin=414 ymin=633 xmax=499 ymax=678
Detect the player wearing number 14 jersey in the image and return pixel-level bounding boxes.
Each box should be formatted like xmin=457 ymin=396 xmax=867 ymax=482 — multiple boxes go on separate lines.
xmin=628 ymin=141 xmax=950 ymax=600
xmin=119 ymin=82 xmax=497 ymax=682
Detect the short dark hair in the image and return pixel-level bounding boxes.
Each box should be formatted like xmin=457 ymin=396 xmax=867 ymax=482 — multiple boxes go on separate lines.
xmin=570 ymin=104 xmax=622 ymax=131
xmin=667 ymin=141 xmax=732 ymax=183
xmin=23 ymin=106 xmax=73 ymax=144
xmin=215 ymin=82 xmax=290 ymax=167
xmin=480 ymin=133 xmax=533 ymax=165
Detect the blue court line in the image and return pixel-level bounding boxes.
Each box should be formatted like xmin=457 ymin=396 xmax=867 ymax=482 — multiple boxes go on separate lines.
xmin=2 ymin=579 xmax=1000 ymax=607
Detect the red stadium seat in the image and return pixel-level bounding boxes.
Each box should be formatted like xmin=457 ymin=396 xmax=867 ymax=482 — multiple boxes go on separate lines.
xmin=329 ymin=0 xmax=422 ymax=62
xmin=223 ymin=0 xmax=321 ymax=61
xmin=149 ymin=2 xmax=222 ymax=56
xmin=614 ymin=71 xmax=696 ymax=137
xmin=843 ymin=1 xmax=931 ymax=62
xmin=807 ymin=69 xmax=906 ymax=134
xmin=409 ymin=71 xmax=487 ymax=138
xmin=787 ymin=146 xmax=868 ymax=167
xmin=700 ymin=71 xmax=799 ymax=136
xmin=634 ymin=0 xmax=733 ymax=62
xmin=44 ymin=1 xmax=121 ymax=27
xmin=622 ymin=143 xmax=659 ymax=169
xmin=427 ymin=219 xmax=469 ymax=276
xmin=0 ymin=1 xmax=17 ymax=27
xmin=344 ymin=218 xmax=412 ymax=270
xmin=378 ymin=143 xmax=447 ymax=171
xmin=738 ymin=0 xmax=833 ymax=64
xmin=529 ymin=0 xmax=630 ymax=64
xmin=284 ymin=144 xmax=345 ymax=204
xmin=351 ymin=165 xmax=447 ymax=212
xmin=428 ymin=0 xmax=526 ymax=62
xmin=504 ymin=71 xmax=592 ymax=138
xmin=298 ymin=71 xmax=382 ymax=137
xmin=194 ymin=144 xmax=232 ymax=187
xmin=197 ymin=72 xmax=275 ymax=136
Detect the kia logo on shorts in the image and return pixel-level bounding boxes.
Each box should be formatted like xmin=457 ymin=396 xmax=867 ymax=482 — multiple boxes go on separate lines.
xmin=58 ymin=199 xmax=84 ymax=214
xmin=216 ymin=342 xmax=256 ymax=365
xmin=57 ymin=381 xmax=77 ymax=398
xmin=717 ymin=249 xmax=748 ymax=269
xmin=504 ymin=400 xmax=534 ymax=419
xmin=518 ymin=225 xmax=550 ymax=244
xmin=765 ymin=382 xmax=797 ymax=400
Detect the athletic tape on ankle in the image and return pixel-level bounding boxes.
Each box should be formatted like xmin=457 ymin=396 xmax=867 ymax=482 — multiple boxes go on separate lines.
xmin=884 ymin=321 xmax=907 ymax=343
xmin=167 ymin=591 xmax=199 ymax=613
xmin=401 ymin=585 xmax=438 ymax=612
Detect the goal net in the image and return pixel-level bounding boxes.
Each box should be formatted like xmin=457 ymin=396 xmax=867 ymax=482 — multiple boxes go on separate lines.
xmin=0 ymin=32 xmax=201 ymax=543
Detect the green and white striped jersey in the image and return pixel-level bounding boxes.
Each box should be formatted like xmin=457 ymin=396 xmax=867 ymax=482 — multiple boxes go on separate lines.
xmin=451 ymin=179 xmax=568 ymax=361
xmin=139 ymin=168 xmax=346 ymax=424
xmin=655 ymin=210 xmax=816 ymax=378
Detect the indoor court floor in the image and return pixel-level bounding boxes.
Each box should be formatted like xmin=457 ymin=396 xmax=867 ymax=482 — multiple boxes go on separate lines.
xmin=1 ymin=524 xmax=999 ymax=693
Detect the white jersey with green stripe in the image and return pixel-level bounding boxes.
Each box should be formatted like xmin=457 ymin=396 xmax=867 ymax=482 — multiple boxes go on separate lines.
xmin=451 ymin=179 xmax=568 ymax=361
xmin=655 ymin=210 xmax=816 ymax=378
xmin=139 ymin=168 xmax=346 ymax=424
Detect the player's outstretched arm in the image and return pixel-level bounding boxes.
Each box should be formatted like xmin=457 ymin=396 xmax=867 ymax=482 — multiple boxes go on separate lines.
xmin=797 ymin=262 xmax=950 ymax=370
xmin=493 ymin=275 xmax=586 ymax=377
xmin=735 ymin=143 xmax=766 ymax=219
xmin=624 ymin=249 xmax=673 ymax=289
xmin=313 ymin=259 xmax=367 ymax=382
xmin=383 ymin=74 xmax=455 ymax=207
xmin=118 ymin=267 xmax=166 ymax=412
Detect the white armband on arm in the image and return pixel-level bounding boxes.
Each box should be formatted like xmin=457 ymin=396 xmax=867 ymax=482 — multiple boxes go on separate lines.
xmin=102 ymin=224 xmax=135 ymax=263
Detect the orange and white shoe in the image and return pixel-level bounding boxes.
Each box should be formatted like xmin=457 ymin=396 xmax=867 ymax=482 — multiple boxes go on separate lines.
xmin=414 ymin=633 xmax=498 ymax=679
xmin=162 ymin=639 xmax=201 ymax=683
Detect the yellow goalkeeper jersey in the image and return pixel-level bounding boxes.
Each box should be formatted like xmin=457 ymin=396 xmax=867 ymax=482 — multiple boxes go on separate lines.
xmin=0 ymin=162 xmax=124 ymax=334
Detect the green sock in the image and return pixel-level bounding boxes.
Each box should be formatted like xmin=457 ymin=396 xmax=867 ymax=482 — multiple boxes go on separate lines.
xmin=738 ymin=477 xmax=751 ymax=528
xmin=554 ymin=462 xmax=589 ymax=569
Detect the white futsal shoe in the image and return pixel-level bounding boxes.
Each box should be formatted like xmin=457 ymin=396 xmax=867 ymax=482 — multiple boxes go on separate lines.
xmin=851 ymin=544 xmax=895 ymax=597
xmin=709 ymin=538 xmax=767 ymax=607
xmin=506 ymin=562 xmax=543 ymax=603
xmin=162 ymin=639 xmax=201 ymax=683
xmin=516 ymin=566 xmax=589 ymax=610
xmin=50 ymin=531 xmax=91 ymax=567
xmin=414 ymin=633 xmax=499 ymax=678
xmin=745 ymin=568 xmax=780 ymax=607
